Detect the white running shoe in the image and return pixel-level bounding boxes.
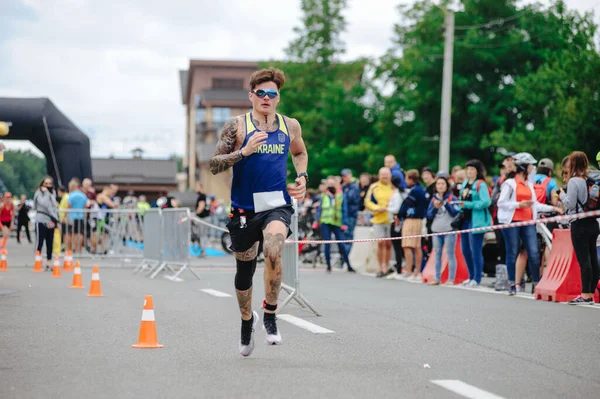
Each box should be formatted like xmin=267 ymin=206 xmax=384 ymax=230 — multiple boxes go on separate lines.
xmin=263 ymin=314 xmax=283 ymax=345
xmin=239 ymin=310 xmax=259 ymax=357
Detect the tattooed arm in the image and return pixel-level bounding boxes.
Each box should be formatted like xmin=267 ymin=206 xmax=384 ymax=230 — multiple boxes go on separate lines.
xmin=209 ymin=117 xmax=243 ymax=175
xmin=287 ymin=117 xmax=308 ymax=177
xmin=286 ymin=117 xmax=308 ymax=201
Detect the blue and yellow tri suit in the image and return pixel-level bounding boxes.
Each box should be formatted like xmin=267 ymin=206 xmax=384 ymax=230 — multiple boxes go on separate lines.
xmin=231 ymin=112 xmax=291 ymax=212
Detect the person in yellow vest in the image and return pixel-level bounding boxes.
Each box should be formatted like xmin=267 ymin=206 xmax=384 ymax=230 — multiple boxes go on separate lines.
xmin=55 ymin=185 xmax=69 ymax=255
xmin=136 ymin=195 xmax=151 ymax=214
xmin=364 ymin=167 xmax=394 ymax=277
xmin=313 ymin=176 xmax=355 ymax=273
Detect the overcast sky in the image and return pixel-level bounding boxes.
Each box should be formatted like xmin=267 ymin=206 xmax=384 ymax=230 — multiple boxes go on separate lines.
xmin=1 ymin=0 xmax=597 ymax=159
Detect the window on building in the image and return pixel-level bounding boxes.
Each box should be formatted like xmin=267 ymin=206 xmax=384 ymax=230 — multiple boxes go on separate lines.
xmin=213 ymin=107 xmax=231 ymax=123
xmin=194 ymin=93 xmax=202 ymax=108
xmin=212 ymin=78 xmax=244 ymax=89
xmin=195 ymin=108 xmax=206 ymax=125
xmin=212 ymin=107 xmax=231 ymax=135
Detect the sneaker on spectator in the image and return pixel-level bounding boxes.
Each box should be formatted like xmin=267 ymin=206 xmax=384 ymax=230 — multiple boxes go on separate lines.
xmin=461 ymin=279 xmax=472 ymax=286
xmin=508 ymin=285 xmax=517 ymax=296
xmin=568 ymin=296 xmax=593 ymax=305
xmin=466 ymin=280 xmax=479 ymax=288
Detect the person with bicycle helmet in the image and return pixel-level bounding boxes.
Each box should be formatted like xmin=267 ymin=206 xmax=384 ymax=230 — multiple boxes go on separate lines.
xmin=497 ymin=152 xmax=562 ymax=296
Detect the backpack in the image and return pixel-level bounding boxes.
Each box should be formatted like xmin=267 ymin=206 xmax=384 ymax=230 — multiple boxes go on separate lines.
xmin=580 ymin=176 xmax=600 ymax=212
xmin=533 ymin=176 xmax=551 ymax=205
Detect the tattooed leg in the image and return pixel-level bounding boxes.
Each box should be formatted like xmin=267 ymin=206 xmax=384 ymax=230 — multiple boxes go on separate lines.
xmin=236 ymin=287 xmax=253 ymax=321
xmin=235 ymin=243 xmax=259 ymax=321
xmin=262 ymin=222 xmax=286 ymax=313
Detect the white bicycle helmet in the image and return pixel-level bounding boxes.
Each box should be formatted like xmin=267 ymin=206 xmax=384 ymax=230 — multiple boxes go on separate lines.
xmin=513 ymin=152 xmax=537 ymax=166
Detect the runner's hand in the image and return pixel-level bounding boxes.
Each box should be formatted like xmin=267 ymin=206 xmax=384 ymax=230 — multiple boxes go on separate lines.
xmin=241 ymin=131 xmax=268 ymax=157
xmin=288 ymin=176 xmax=307 ymax=201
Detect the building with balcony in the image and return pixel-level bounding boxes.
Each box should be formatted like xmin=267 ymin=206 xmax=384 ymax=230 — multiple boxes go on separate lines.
xmin=179 ymin=59 xmax=258 ymax=201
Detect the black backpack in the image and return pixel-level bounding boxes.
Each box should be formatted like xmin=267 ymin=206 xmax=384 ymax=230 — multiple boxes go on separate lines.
xmin=580 ymin=171 xmax=600 ymax=212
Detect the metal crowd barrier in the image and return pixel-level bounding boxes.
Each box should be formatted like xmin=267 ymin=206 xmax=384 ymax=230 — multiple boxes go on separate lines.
xmin=133 ymin=209 xmax=199 ymax=282
xmin=135 ymin=210 xmax=162 ymax=274
xmin=56 ymin=209 xmax=144 ymax=264
xmin=278 ymin=199 xmax=320 ymax=316
xmin=184 ymin=200 xmax=320 ymax=315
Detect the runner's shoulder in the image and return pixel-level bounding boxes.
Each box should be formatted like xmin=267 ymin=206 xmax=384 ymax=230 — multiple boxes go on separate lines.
xmin=282 ymin=115 xmax=301 ymax=136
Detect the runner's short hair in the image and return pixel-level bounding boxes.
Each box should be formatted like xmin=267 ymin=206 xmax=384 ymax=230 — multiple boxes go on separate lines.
xmin=250 ymin=67 xmax=285 ymax=91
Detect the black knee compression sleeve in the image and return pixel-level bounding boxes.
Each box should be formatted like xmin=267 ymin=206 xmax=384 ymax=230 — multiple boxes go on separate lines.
xmin=234 ymin=258 xmax=257 ymax=291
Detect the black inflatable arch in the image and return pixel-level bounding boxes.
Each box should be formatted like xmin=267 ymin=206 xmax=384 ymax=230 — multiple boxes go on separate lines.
xmin=0 ymin=97 xmax=92 ymax=187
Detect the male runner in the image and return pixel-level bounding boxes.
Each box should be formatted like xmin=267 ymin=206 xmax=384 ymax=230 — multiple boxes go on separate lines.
xmin=209 ymin=67 xmax=308 ymax=357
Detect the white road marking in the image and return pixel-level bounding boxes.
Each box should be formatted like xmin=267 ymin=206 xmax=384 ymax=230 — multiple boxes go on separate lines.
xmin=278 ymin=314 xmax=335 ymax=334
xmin=431 ymin=380 xmax=506 ymax=399
xmin=199 ymin=288 xmax=231 ymax=298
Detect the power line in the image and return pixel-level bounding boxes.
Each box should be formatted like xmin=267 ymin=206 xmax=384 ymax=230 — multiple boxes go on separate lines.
xmin=454 ymin=8 xmax=533 ymax=30
xmin=454 ymin=27 xmax=569 ymax=49
xmin=454 ymin=20 xmax=526 ymax=40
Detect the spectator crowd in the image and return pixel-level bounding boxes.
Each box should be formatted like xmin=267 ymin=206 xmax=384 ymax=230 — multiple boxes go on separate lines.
xmin=2 ymin=150 xmax=599 ymax=304
xmin=298 ymin=151 xmax=600 ymax=304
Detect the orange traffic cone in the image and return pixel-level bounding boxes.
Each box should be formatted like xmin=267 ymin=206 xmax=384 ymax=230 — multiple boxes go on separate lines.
xmin=87 ymin=265 xmax=103 ymax=297
xmin=51 ymin=255 xmax=62 ymax=278
xmin=70 ymin=261 xmax=84 ymax=289
xmin=33 ymin=251 xmax=43 ymax=272
xmin=0 ymin=249 xmax=7 ymax=271
xmin=132 ymin=295 xmax=163 ymax=348
xmin=63 ymin=250 xmax=73 ymax=271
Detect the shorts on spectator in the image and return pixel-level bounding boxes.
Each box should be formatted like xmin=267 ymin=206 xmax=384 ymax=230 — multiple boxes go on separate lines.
xmin=402 ymin=218 xmax=423 ymax=248
xmin=372 ymin=223 xmax=391 ymax=239
xmin=67 ymin=219 xmax=88 ymax=235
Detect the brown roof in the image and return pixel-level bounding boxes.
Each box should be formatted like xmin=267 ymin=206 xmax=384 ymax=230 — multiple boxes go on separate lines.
xmin=183 ymin=59 xmax=258 ymax=105
xmin=92 ymin=158 xmax=177 ymax=184
xmin=201 ymin=88 xmax=250 ymax=104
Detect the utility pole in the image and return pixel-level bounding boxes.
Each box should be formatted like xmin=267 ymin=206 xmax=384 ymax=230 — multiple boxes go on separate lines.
xmin=439 ymin=9 xmax=454 ymax=173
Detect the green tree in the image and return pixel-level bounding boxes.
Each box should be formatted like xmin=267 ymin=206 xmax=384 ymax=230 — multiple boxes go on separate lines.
xmin=285 ymin=0 xmax=347 ymax=66
xmin=0 ymin=150 xmax=46 ymax=197
xmin=482 ymin=1 xmax=600 ymax=165
xmin=262 ymin=0 xmax=378 ymax=185
xmin=376 ymin=0 xmax=599 ymax=173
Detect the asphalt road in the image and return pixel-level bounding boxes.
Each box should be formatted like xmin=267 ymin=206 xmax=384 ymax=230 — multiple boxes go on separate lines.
xmin=1 ymin=241 xmax=599 ymax=399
